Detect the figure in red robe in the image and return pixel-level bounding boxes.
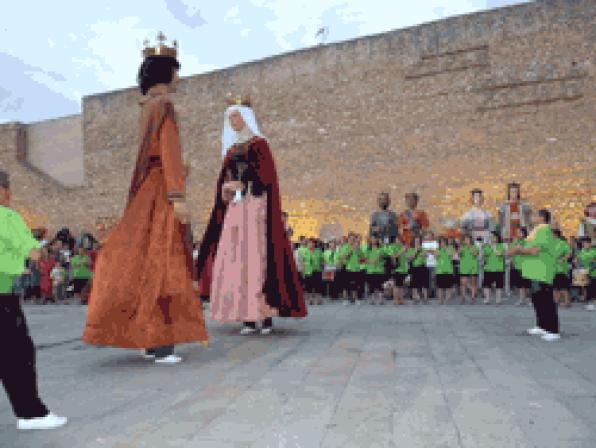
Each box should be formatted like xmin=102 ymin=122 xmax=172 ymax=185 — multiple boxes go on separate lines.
xmin=196 ymin=95 xmax=307 ymax=335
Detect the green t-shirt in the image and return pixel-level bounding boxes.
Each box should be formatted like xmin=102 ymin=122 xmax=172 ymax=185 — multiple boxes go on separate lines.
xmin=344 ymin=246 xmax=365 ymax=272
xmin=435 ymin=248 xmax=454 ymax=275
xmin=359 ymin=242 xmax=368 ymax=270
xmin=511 ymin=239 xmax=526 ymax=271
xmin=483 ymin=243 xmax=506 ymax=273
xmin=323 ymin=248 xmax=338 ymax=268
xmin=312 ymin=248 xmax=324 ymax=273
xmin=459 ymin=244 xmax=479 ymax=275
xmin=0 ymin=206 xmax=40 ymax=294
xmin=71 ymin=255 xmax=92 ymax=279
xmin=365 ymin=247 xmax=386 ymax=274
xmin=553 ymin=239 xmax=572 ymax=275
xmin=336 ymin=244 xmax=350 ymax=268
xmin=302 ymin=249 xmax=316 ymax=276
xmin=410 ymin=248 xmax=427 ymax=268
xmin=520 ymin=225 xmax=556 ymax=284
xmin=577 ymin=247 xmax=596 ymax=278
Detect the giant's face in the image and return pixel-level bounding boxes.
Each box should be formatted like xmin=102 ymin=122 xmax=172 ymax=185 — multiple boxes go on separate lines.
xmin=509 ymin=186 xmax=520 ymax=201
xmin=406 ymin=194 xmax=418 ymax=209
xmin=472 ymin=191 xmax=484 ymax=207
xmin=228 ymin=110 xmax=246 ymax=132
xmin=378 ymin=193 xmax=389 ymax=209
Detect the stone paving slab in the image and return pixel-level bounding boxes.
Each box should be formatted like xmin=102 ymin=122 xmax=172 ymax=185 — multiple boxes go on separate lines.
xmin=1 ymin=298 xmax=595 ymax=447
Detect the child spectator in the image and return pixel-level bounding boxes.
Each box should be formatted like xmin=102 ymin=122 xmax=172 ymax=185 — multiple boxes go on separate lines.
xmin=50 ymin=263 xmax=66 ymax=303
xmin=435 ymin=237 xmax=455 ymax=304
xmin=70 ymin=247 xmax=92 ymax=303
xmin=339 ymin=234 xmax=366 ymax=305
xmin=576 ymin=237 xmax=595 ymax=311
xmin=482 ymin=232 xmax=506 ymax=305
xmin=458 ymin=235 xmax=479 ymax=304
xmin=385 ymin=239 xmax=407 ymax=305
xmin=511 ymin=227 xmax=531 ymax=306
xmin=408 ymin=236 xmax=429 ymax=304
xmin=365 ymin=236 xmax=386 ymax=305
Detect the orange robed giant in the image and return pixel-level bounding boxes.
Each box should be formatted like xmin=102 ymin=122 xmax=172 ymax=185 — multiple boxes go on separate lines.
xmin=83 ymin=87 xmax=208 ymax=348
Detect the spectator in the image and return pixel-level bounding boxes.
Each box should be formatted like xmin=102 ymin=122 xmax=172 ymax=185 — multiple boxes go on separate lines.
xmin=50 ymin=263 xmax=67 ymax=303
xmin=482 ymin=232 xmax=506 ymax=305
xmin=576 ymin=237 xmax=595 ymax=311
xmin=38 ymin=247 xmax=56 ymax=304
xmin=70 ymin=247 xmax=93 ymax=303
xmin=577 ymin=202 xmax=596 ymax=240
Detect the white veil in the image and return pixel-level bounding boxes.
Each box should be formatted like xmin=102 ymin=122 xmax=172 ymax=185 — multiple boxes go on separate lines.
xmin=221 ymin=105 xmax=263 ymax=159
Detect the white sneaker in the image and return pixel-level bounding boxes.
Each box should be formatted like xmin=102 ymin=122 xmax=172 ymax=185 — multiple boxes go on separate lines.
xmin=17 ymin=413 xmax=67 ymax=431
xmin=483 ymin=298 xmax=491 ymax=304
xmin=527 ymin=327 xmax=547 ymax=336
xmin=541 ymin=332 xmax=561 ymax=342
xmin=261 ymin=327 xmax=272 ymax=335
xmin=240 ymin=327 xmax=257 ymax=335
xmin=155 ymin=354 xmax=182 ymax=364
xmin=586 ymin=304 xmax=595 ymax=311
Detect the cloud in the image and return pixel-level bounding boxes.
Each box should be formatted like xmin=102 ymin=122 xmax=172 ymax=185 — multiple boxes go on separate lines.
xmin=165 ymin=0 xmax=207 ymax=28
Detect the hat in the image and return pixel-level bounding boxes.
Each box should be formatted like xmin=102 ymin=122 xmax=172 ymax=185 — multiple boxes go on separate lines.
xmin=0 ymin=170 xmax=9 ymax=189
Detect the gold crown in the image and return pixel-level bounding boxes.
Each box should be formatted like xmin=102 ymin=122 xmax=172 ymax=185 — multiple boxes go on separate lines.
xmin=226 ymin=93 xmax=251 ymax=107
xmin=142 ymin=32 xmax=178 ymax=58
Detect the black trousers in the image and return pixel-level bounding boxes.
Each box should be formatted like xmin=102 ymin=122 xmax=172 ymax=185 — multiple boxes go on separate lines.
xmin=530 ymin=282 xmax=559 ymax=334
xmin=0 ymin=294 xmax=49 ymax=418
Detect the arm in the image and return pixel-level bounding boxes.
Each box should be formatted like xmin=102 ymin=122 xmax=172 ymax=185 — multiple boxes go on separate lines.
xmin=159 ymin=108 xmax=186 ymax=203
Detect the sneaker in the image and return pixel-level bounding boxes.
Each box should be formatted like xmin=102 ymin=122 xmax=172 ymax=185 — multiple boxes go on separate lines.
xmin=527 ymin=327 xmax=546 ymax=336
xmin=240 ymin=326 xmax=257 ymax=335
xmin=155 ymin=354 xmax=182 ymax=364
xmin=586 ymin=304 xmax=595 ymax=311
xmin=541 ymin=332 xmax=561 ymax=342
xmin=261 ymin=327 xmax=273 ymax=335
xmin=17 ymin=413 xmax=68 ymax=431
xmin=515 ymin=299 xmax=524 ymax=306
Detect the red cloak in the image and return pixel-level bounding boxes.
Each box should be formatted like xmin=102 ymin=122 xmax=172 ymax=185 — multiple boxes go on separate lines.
xmin=197 ymin=137 xmax=307 ymax=318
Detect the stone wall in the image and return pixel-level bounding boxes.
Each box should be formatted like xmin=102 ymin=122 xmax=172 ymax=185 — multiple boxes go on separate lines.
xmin=26 ymin=115 xmax=84 ymax=187
xmin=1 ymin=0 xmax=595 ymax=238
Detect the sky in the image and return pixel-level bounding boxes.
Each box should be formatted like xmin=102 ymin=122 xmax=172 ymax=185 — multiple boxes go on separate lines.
xmin=0 ymin=0 xmax=529 ymax=123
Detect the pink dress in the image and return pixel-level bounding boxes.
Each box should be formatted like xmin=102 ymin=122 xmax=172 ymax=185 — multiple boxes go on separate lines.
xmin=210 ymin=193 xmax=278 ymax=322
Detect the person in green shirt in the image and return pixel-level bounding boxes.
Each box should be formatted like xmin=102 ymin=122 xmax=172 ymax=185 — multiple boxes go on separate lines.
xmin=365 ymin=236 xmax=386 ymax=305
xmin=576 ymin=237 xmax=595 ymax=311
xmin=338 ymin=234 xmax=366 ymax=305
xmin=70 ymin=247 xmax=93 ymax=303
xmin=323 ymin=240 xmax=339 ymax=300
xmin=384 ymin=240 xmax=407 ymax=305
xmin=552 ymin=229 xmax=572 ymax=308
xmin=301 ymin=239 xmax=318 ymax=306
xmin=510 ymin=228 xmax=532 ymax=306
xmin=507 ymin=209 xmax=560 ymax=341
xmin=408 ymin=236 xmax=430 ymax=304
xmin=312 ymin=240 xmax=324 ymax=304
xmin=296 ymin=236 xmax=310 ymax=293
xmin=0 ymin=170 xmax=67 ymax=430
xmin=434 ymin=238 xmax=455 ymax=304
xmin=482 ymin=232 xmax=506 ymax=305
xmin=458 ymin=235 xmax=479 ymax=303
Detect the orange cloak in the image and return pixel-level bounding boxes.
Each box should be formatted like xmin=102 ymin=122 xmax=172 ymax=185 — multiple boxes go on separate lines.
xmin=83 ymin=90 xmax=207 ymax=348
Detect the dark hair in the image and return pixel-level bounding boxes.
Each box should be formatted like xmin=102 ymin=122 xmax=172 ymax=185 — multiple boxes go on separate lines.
xmin=471 ymin=188 xmax=483 ymax=195
xmin=552 ymin=229 xmax=563 ymax=239
xmin=520 ymin=227 xmax=529 ymax=238
xmin=137 ymin=56 xmax=180 ymax=95
xmin=491 ymin=231 xmax=502 ymax=243
xmin=507 ymin=183 xmax=521 ymax=200
xmin=537 ymin=209 xmax=551 ymax=224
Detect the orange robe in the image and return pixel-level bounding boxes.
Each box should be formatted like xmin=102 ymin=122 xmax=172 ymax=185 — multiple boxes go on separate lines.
xmin=397 ymin=209 xmax=430 ymax=247
xmin=83 ymin=91 xmax=208 ymax=348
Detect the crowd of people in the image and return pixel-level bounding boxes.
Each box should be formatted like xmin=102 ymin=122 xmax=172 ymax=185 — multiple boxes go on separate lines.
xmin=14 ymin=228 xmax=97 ymax=305
xmin=287 ymin=191 xmax=596 ymax=312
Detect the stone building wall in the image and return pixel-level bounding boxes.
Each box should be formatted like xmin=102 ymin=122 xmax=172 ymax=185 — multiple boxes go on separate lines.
xmin=26 ymin=114 xmax=84 ymax=188
xmin=1 ymin=0 xmax=594 ymax=238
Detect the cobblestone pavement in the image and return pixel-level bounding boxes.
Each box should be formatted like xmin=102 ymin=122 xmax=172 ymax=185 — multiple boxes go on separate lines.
xmin=1 ymin=297 xmax=595 ymax=447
